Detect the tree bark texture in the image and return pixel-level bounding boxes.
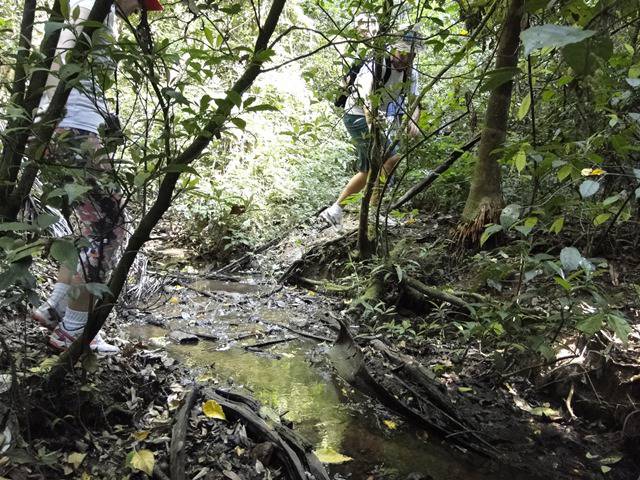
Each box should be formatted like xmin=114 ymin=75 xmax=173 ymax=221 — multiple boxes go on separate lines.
xmin=460 ymin=0 xmax=525 ymax=234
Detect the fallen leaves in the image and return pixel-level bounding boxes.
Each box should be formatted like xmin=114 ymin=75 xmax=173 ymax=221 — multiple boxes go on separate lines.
xmin=128 ymin=449 xmax=155 ymax=476
xmin=313 ymin=447 xmax=353 ymax=464
xmin=202 ymin=399 xmax=227 ymax=420
xmin=383 ymin=419 xmax=397 ymax=430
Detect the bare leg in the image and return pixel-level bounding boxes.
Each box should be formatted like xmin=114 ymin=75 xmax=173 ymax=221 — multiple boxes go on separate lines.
xmin=336 ymin=171 xmax=368 ymax=205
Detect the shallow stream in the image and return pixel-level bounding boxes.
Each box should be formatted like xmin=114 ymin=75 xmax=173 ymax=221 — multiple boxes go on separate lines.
xmin=128 ymin=279 xmax=522 ymax=480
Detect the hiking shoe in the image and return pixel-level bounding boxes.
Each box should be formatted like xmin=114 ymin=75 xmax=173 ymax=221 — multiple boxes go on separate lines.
xmin=48 ymin=324 xmax=120 ymax=354
xmin=31 ymin=303 xmax=61 ymax=330
xmin=319 ymin=204 xmax=343 ymax=227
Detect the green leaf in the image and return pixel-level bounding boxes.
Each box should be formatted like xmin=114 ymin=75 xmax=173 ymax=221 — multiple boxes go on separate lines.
xmin=607 ymin=314 xmax=631 ymax=345
xmin=579 ymin=180 xmax=600 ymax=198
xmin=480 ymin=67 xmax=521 ymax=92
xmin=230 ymin=118 xmax=246 ymax=130
xmin=50 ymin=239 xmax=78 ymax=271
xmin=254 ymin=48 xmax=275 ymax=62
xmin=520 ymin=25 xmax=596 ymax=56
xmin=480 ymin=224 xmax=503 ymax=246
xmin=227 ymin=90 xmax=242 ymax=107
xmin=500 ymin=204 xmax=522 ymax=229
xmin=517 ymin=94 xmax=531 ymax=121
xmin=514 ymin=148 xmax=527 ymax=171
xmin=245 ymin=104 xmax=279 ymax=112
xmin=557 ymin=164 xmax=573 ymax=181
xmin=562 ymin=36 xmax=613 ymax=76
xmin=593 ymin=213 xmax=611 ymax=226
xmin=554 ymin=276 xmax=572 ymax=291
xmin=64 ymin=184 xmax=92 ymax=203
xmin=550 ymin=216 xmax=564 ymax=234
xmin=577 ymin=314 xmax=604 ymax=335
xmin=0 ymin=222 xmax=37 ymax=232
xmin=560 ymin=246 xmax=583 ymax=271
xmin=36 ymin=214 xmax=60 ymax=229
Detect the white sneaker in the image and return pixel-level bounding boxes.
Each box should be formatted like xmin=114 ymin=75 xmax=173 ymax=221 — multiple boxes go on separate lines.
xmin=31 ymin=303 xmax=61 ymax=330
xmin=49 ymin=324 xmax=120 ymax=354
xmin=319 ymin=204 xmax=343 ymax=227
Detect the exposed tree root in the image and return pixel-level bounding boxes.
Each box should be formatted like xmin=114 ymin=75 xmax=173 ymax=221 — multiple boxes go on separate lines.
xmin=455 ymin=200 xmax=502 ymax=248
xmin=401 ymin=277 xmax=474 ymax=315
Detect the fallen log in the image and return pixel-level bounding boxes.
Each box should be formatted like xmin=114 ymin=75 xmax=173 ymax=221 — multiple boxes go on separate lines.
xmin=170 ymin=386 xmax=199 ymax=480
xmin=403 ymin=277 xmax=474 ymax=315
xmin=390 ymin=135 xmax=480 ymax=211
xmin=214 ymin=389 xmax=330 ymax=480
xmin=328 ymin=318 xmax=499 ymax=458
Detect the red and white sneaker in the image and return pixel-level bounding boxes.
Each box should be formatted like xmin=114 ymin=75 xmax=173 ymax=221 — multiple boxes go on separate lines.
xmin=48 ymin=324 xmax=120 ymax=354
xmin=31 ymin=303 xmax=61 ymax=330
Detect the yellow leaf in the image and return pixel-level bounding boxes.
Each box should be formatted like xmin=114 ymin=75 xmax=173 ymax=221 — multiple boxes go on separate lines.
xmin=313 ymin=447 xmax=353 ymax=464
xmin=132 ymin=430 xmax=150 ymax=441
xmin=460 ymin=29 xmax=468 ymax=36
xmin=129 ymin=449 xmax=155 ymax=476
xmin=383 ymin=419 xmax=397 ymax=430
xmin=29 ymin=355 xmax=59 ymax=374
xmin=202 ymin=400 xmax=226 ymax=420
xmin=67 ymin=452 xmax=86 ymax=469
xmin=590 ymin=168 xmax=606 ymax=176
xmin=169 ymin=296 xmax=180 ymax=304
xmin=81 ymin=473 xmax=91 ymax=480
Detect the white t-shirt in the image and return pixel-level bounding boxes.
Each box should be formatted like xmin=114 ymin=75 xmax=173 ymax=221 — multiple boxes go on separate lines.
xmin=39 ymin=0 xmax=117 ymax=134
xmin=344 ymin=59 xmax=419 ymax=117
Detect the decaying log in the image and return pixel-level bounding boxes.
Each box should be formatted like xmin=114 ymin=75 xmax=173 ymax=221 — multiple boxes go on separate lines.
xmin=214 ymin=389 xmax=330 ymax=480
xmin=370 ymin=340 xmax=459 ymax=420
xmin=170 ymin=386 xmax=199 ymax=480
xmin=329 ymin=318 xmax=499 ymax=458
xmin=205 ymin=388 xmax=328 ymax=480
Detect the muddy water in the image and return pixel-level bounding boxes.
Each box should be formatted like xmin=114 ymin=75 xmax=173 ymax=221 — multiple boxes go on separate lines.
xmin=128 ymin=282 xmax=523 ymax=480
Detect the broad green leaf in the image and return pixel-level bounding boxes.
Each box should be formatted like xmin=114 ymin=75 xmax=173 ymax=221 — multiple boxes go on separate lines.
xmin=550 ymin=217 xmax=564 ymax=234
xmin=557 ymin=164 xmax=573 ymax=181
xmin=480 ymin=67 xmax=521 ymax=92
xmin=129 ymin=449 xmax=154 ymax=476
xmin=576 ymin=314 xmax=603 ymax=335
xmin=64 ymin=184 xmax=92 ymax=203
xmin=230 ymin=118 xmax=246 ymax=130
xmin=202 ymin=400 xmax=226 ymax=420
xmin=517 ymin=94 xmax=531 ymax=121
xmin=607 ymin=314 xmax=631 ymax=345
xmin=554 ymin=276 xmax=572 ymax=291
xmin=0 ymin=222 xmax=37 ymax=232
xmin=514 ymin=148 xmax=527 ymax=172
xmin=579 ymin=180 xmax=600 ymax=198
xmin=50 ymin=239 xmax=78 ymax=271
xmin=480 ymin=224 xmax=503 ymax=246
xmin=593 ymin=213 xmax=610 ymax=226
xmin=500 ymin=204 xmax=522 ymax=229
xmin=36 ymin=214 xmax=60 ymax=229
xmin=520 ymin=25 xmax=596 ymax=56
xmin=562 ymin=36 xmax=613 ymax=76
xmin=560 ymin=247 xmax=583 ymax=271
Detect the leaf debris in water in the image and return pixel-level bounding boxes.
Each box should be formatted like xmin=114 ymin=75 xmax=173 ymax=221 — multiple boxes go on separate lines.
xmin=313 ymin=447 xmax=353 ymax=464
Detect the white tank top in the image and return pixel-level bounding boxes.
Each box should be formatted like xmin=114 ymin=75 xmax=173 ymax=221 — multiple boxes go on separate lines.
xmin=39 ymin=0 xmax=117 ymax=134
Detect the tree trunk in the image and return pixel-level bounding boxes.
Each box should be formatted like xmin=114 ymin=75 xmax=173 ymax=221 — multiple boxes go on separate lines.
xmin=459 ymin=0 xmax=524 ymax=244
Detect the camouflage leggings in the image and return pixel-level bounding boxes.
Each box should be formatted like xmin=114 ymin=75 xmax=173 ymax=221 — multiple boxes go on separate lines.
xmin=45 ymin=128 xmax=126 ymax=283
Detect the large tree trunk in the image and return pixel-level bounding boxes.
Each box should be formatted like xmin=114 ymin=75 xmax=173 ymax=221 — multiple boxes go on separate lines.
xmin=459 ymin=0 xmax=524 ymax=244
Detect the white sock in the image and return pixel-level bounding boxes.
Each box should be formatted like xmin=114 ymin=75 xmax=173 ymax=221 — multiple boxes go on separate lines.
xmin=62 ymin=308 xmax=88 ymax=331
xmin=45 ymin=283 xmax=70 ymax=310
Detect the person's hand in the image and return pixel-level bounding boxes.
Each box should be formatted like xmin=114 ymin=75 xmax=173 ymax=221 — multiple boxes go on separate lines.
xmin=408 ymin=122 xmax=420 ymax=138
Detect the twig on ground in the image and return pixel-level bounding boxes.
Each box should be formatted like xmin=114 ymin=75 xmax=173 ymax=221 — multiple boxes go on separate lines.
xmin=170 ymin=386 xmax=199 ymax=480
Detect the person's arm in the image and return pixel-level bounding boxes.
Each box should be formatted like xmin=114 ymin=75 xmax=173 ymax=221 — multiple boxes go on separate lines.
xmin=41 ymin=3 xmax=92 ymax=105
xmin=407 ymin=67 xmax=421 ymax=138
xmin=354 ymin=61 xmax=374 ymax=130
